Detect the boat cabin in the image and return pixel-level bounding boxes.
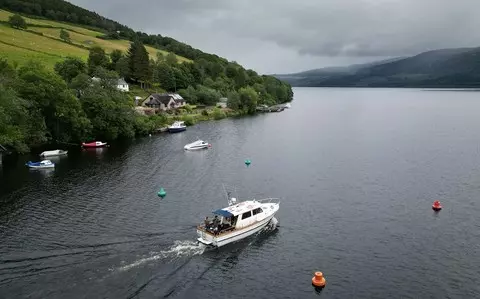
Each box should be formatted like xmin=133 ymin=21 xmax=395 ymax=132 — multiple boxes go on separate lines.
xmin=201 ymin=200 xmax=266 ymax=235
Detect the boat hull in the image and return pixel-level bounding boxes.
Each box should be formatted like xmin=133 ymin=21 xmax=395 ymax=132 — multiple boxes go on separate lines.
xmin=27 ymin=165 xmax=55 ymax=169
xmin=197 ymin=213 xmax=277 ymax=248
xmin=40 ymin=150 xmax=68 ymax=157
xmin=184 ymin=145 xmax=209 ymax=150
xmin=82 ymin=142 xmax=107 ymax=148
xmin=168 ymin=127 xmax=186 ymax=133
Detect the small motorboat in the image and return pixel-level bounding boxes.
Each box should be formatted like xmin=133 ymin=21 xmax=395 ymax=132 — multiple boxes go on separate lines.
xmin=26 ymin=160 xmax=55 ymax=169
xmin=82 ymin=141 xmax=108 ymax=148
xmin=184 ymin=140 xmax=210 ymax=151
xmin=284 ymin=103 xmax=291 ymax=108
xmin=168 ymin=121 xmax=186 ymax=133
xmin=196 ymin=185 xmax=280 ymax=248
xmin=39 ymin=149 xmax=68 ymax=157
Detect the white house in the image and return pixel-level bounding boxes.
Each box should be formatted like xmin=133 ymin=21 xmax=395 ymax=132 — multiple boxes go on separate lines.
xmin=217 ymin=97 xmax=228 ymax=108
xmin=117 ymin=78 xmax=129 ymax=92
xmin=91 ymin=77 xmax=129 ymax=92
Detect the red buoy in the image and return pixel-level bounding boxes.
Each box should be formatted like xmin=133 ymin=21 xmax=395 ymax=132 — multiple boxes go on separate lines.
xmin=432 ymin=200 xmax=442 ymax=211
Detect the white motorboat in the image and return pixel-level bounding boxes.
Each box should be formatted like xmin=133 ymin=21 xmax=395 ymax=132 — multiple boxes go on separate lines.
xmin=39 ymin=149 xmax=68 ymax=157
xmin=168 ymin=121 xmax=187 ymax=133
xmin=284 ymin=103 xmax=291 ymax=108
xmin=184 ymin=140 xmax=210 ymax=151
xmin=25 ymin=160 xmax=55 ymax=169
xmin=197 ymin=186 xmax=280 ymax=247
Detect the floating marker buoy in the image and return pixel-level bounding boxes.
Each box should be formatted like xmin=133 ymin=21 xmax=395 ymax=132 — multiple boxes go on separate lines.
xmin=312 ymin=271 xmax=326 ymax=288
xmin=208 ymin=144 xmax=212 ymax=148
xmin=245 ymin=159 xmax=251 ymax=166
xmin=432 ymin=200 xmax=442 ymax=211
xmin=157 ymin=188 xmax=166 ymax=198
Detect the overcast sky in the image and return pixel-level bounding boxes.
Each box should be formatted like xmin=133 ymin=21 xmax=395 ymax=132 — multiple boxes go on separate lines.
xmin=70 ymin=0 xmax=480 ymax=74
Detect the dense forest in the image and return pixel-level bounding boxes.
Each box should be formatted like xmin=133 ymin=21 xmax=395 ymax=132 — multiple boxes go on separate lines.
xmin=0 ymin=1 xmax=293 ymax=153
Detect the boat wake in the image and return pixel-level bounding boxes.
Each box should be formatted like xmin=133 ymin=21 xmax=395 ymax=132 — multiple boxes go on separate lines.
xmin=117 ymin=240 xmax=206 ymax=272
xmin=264 ymin=217 xmax=279 ymax=231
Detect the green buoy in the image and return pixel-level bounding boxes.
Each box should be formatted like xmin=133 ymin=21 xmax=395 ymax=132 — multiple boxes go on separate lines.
xmin=245 ymin=159 xmax=251 ymax=166
xmin=157 ymin=187 xmax=166 ymax=198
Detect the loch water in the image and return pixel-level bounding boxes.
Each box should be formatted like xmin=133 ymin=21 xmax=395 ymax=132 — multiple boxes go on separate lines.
xmin=1 ymin=88 xmax=480 ymax=298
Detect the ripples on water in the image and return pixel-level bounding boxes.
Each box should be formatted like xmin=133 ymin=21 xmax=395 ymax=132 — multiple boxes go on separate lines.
xmin=2 ymin=88 xmax=480 ymax=298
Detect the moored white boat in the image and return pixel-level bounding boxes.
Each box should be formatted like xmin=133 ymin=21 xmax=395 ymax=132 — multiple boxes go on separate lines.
xmin=40 ymin=149 xmax=68 ymax=157
xmin=184 ymin=140 xmax=210 ymax=151
xmin=197 ymin=187 xmax=280 ymax=247
xmin=25 ymin=160 xmax=55 ymax=169
xmin=168 ymin=121 xmax=187 ymax=133
xmin=284 ymin=103 xmax=291 ymax=108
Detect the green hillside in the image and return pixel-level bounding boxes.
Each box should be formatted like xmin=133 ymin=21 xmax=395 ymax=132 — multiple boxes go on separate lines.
xmin=0 ymin=9 xmax=190 ymax=68
xmin=0 ymin=0 xmax=292 ymax=154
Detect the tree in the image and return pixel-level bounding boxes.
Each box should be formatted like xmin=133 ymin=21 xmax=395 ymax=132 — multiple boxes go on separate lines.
xmin=54 ymin=57 xmax=87 ymax=83
xmin=165 ymin=52 xmax=178 ymax=65
xmin=69 ymin=73 xmax=91 ymax=97
xmin=156 ymin=52 xmax=165 ymax=62
xmin=226 ymin=64 xmax=238 ymax=78
xmin=238 ymin=87 xmax=258 ymax=114
xmin=8 ymin=14 xmax=27 ymax=29
xmin=110 ymin=49 xmax=123 ymax=65
xmin=0 ymin=86 xmax=40 ymax=152
xmin=115 ymin=57 xmax=130 ymax=78
xmin=16 ymin=61 xmax=91 ymax=142
xmin=81 ymin=85 xmax=136 ymax=140
xmin=127 ymin=39 xmax=151 ymax=83
xmin=59 ymin=29 xmax=71 ymax=43
xmin=87 ymin=46 xmax=109 ymax=75
xmin=154 ymin=63 xmax=175 ymax=91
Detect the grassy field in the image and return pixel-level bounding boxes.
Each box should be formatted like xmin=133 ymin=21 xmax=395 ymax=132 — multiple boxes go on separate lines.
xmin=0 ymin=9 xmax=191 ymax=68
xmin=0 ymin=24 xmax=89 ymax=57
xmin=0 ymin=42 xmax=64 ymax=68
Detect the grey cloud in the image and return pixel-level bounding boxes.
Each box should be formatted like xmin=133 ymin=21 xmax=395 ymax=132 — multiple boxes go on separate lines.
xmin=69 ymin=0 xmax=480 ymax=73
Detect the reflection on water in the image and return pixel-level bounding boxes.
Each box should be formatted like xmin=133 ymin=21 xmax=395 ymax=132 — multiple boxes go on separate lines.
xmin=28 ymin=167 xmax=55 ymax=178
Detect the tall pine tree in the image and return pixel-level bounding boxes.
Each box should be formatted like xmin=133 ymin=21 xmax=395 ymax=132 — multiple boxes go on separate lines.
xmin=127 ymin=39 xmax=151 ymax=85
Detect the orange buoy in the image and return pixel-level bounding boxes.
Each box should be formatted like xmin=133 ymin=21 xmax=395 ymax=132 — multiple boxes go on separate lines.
xmin=432 ymin=200 xmax=442 ymax=211
xmin=312 ymin=271 xmax=326 ymax=288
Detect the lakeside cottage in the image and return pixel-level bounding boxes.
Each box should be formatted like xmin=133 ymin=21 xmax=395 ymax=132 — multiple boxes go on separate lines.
xmin=216 ymin=97 xmax=228 ymax=108
xmin=91 ymin=77 xmax=129 ymax=92
xmin=116 ymin=78 xmax=129 ymax=92
xmin=142 ymin=93 xmax=186 ymax=111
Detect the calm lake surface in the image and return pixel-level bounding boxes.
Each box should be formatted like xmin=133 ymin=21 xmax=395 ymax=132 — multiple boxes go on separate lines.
xmin=1 ymin=88 xmax=480 ymax=299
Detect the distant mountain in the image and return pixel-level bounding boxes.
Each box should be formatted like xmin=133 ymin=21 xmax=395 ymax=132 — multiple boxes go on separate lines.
xmin=275 ymin=47 xmax=480 ymax=87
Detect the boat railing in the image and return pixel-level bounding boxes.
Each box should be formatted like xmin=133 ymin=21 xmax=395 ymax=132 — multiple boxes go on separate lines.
xmin=197 ymin=223 xmax=235 ymax=237
xmin=255 ymin=197 xmax=281 ymax=205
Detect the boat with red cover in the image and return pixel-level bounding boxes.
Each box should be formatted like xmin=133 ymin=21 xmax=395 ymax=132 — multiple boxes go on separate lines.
xmin=82 ymin=141 xmax=108 ymax=148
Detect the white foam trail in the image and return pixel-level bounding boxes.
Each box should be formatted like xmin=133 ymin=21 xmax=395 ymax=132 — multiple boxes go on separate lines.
xmin=264 ymin=217 xmax=279 ymax=231
xmin=118 ymin=240 xmax=206 ymax=272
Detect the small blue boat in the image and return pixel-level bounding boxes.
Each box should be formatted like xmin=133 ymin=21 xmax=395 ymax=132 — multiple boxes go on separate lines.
xmin=26 ymin=160 xmax=55 ymax=169
xmin=168 ymin=121 xmax=187 ymax=133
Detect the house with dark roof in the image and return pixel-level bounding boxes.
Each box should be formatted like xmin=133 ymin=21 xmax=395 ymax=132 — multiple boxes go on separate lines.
xmin=142 ymin=93 xmax=186 ymax=111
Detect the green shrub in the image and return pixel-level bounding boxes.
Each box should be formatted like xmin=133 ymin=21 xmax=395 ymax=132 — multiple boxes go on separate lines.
xmin=212 ymin=108 xmax=226 ymax=120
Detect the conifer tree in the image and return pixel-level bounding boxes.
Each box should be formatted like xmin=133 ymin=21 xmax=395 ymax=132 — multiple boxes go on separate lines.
xmin=127 ymin=39 xmax=151 ymax=84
